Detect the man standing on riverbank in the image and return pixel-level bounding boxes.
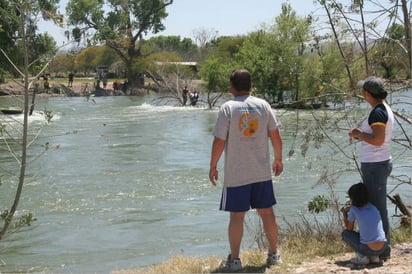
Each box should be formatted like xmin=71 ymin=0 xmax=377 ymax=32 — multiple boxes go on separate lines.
xmin=209 ymin=69 xmax=283 ymax=272
xmin=68 ymin=72 xmax=74 ymax=87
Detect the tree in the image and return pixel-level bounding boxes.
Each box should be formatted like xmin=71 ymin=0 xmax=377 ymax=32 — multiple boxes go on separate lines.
xmin=236 ymin=30 xmax=284 ymax=103
xmin=0 ymin=0 xmax=58 ymax=77
xmin=272 ymin=3 xmax=313 ymax=102
xmin=197 ymin=36 xmax=244 ymax=108
xmin=0 ymin=0 xmax=19 ymax=76
xmin=232 ymin=3 xmax=313 ymax=105
xmin=146 ymin=35 xmax=198 ymax=60
xmin=199 ymin=57 xmax=234 ymax=108
xmin=144 ymin=51 xmax=196 ymax=104
xmin=191 ymin=27 xmax=218 ymax=60
xmin=316 ymin=0 xmax=412 ymax=86
xmin=66 ymin=0 xmax=174 ymax=89
xmin=317 ymin=0 xmax=358 ymax=94
xmin=74 ymin=46 xmax=100 ymax=76
xmin=372 ymin=23 xmax=410 ymax=80
xmin=398 ymin=0 xmax=411 ymax=78
xmin=310 ymin=37 xmax=349 ymax=106
xmin=205 ymin=35 xmax=245 ymax=60
xmin=70 ymin=45 xmax=117 ymax=77
xmin=49 ymin=51 xmax=77 ymax=76
xmin=0 ymin=0 xmax=60 ymax=240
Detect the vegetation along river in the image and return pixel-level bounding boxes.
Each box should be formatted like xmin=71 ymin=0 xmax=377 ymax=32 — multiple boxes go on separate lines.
xmin=0 ymin=91 xmax=410 ymax=273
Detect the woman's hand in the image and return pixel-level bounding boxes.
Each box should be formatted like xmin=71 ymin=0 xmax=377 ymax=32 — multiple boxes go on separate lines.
xmin=349 ymin=128 xmax=362 ymax=140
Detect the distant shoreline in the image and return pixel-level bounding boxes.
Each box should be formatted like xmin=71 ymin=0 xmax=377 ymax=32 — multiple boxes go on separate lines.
xmin=0 ymin=79 xmax=128 ymax=97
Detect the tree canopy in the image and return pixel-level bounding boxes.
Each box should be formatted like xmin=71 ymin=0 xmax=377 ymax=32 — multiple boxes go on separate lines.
xmin=66 ymin=0 xmax=173 ymax=87
xmin=0 ymin=0 xmax=59 ymax=77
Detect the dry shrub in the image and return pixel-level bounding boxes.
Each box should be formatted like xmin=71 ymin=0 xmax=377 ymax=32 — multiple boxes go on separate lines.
xmin=279 ymin=213 xmax=350 ymax=264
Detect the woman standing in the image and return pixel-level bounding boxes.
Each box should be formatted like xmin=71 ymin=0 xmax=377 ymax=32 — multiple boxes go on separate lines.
xmin=348 ymin=76 xmax=394 ymax=260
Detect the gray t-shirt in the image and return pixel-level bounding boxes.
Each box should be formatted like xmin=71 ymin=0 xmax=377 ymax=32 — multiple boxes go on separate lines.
xmin=213 ymin=95 xmax=281 ymax=187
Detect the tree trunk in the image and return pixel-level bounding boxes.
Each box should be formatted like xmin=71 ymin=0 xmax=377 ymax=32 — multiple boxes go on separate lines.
xmin=400 ymin=0 xmax=412 ymax=79
xmin=29 ymin=85 xmax=37 ymax=116
xmin=0 ymin=8 xmax=29 ymax=240
xmin=125 ymin=70 xmax=145 ymax=90
xmin=358 ymin=1 xmax=369 ymax=75
xmin=321 ymin=2 xmax=354 ymax=93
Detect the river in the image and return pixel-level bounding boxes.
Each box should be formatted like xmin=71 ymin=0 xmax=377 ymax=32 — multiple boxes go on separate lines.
xmin=0 ymin=91 xmax=411 ymax=273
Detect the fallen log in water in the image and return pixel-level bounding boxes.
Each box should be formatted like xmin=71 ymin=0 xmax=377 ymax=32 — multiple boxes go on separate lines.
xmin=388 ymin=194 xmax=411 ymax=227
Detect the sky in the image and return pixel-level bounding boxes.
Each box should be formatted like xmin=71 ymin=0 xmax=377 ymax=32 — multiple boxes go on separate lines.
xmin=157 ymin=0 xmax=319 ymax=37
xmin=40 ymin=0 xmax=320 ymax=47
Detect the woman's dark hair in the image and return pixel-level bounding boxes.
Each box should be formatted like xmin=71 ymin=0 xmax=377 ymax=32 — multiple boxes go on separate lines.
xmin=362 ymin=76 xmax=388 ymax=100
xmin=370 ymin=90 xmax=388 ymax=100
xmin=348 ymin=183 xmax=369 ymax=207
xmin=230 ymin=69 xmax=251 ymax=92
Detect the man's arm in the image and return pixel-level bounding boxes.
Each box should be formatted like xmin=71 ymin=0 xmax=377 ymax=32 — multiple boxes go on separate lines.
xmin=209 ymin=137 xmax=226 ymax=186
xmin=269 ymin=129 xmax=283 ymax=176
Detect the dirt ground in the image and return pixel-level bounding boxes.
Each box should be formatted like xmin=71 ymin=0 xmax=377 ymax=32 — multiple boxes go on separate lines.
xmin=282 ymin=241 xmax=412 ymax=274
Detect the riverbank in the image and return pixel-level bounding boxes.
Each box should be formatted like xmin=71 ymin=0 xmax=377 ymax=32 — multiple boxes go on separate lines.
xmin=113 ymin=241 xmax=412 ymax=273
xmin=0 ymin=78 xmax=204 ymax=98
xmin=0 ymin=78 xmax=120 ymax=97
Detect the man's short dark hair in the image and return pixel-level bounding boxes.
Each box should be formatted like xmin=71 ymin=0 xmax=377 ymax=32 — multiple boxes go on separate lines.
xmin=348 ymin=183 xmax=369 ymax=208
xmin=230 ymin=69 xmax=251 ymax=92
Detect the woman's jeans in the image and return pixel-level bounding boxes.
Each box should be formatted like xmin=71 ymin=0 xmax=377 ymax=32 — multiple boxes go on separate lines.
xmin=342 ymin=230 xmax=388 ymax=257
xmin=361 ymin=160 xmax=392 ymax=251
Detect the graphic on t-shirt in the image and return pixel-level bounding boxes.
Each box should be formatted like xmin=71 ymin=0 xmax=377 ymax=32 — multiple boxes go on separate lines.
xmin=238 ymin=112 xmax=259 ymax=137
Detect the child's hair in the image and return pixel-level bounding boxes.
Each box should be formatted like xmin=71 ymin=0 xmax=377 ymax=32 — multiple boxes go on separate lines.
xmin=348 ymin=183 xmax=369 ymax=207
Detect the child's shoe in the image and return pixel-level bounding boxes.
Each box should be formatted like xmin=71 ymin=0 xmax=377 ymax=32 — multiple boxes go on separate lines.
xmin=369 ymin=255 xmax=380 ymax=264
xmin=350 ymin=255 xmax=370 ymax=265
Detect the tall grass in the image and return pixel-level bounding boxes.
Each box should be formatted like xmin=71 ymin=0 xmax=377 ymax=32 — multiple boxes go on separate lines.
xmin=112 ymin=209 xmax=412 ymax=274
xmin=114 ymin=215 xmax=411 ymax=274
xmin=279 ymin=213 xmax=349 ymax=265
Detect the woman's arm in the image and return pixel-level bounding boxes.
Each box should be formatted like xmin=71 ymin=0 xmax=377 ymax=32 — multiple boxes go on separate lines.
xmin=350 ymin=124 xmax=386 ymax=146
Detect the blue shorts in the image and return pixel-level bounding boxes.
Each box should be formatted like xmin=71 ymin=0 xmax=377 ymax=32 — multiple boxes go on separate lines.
xmin=220 ymin=180 xmax=277 ymax=212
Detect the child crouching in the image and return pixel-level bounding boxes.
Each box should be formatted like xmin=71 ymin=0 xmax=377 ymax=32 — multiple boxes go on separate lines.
xmin=342 ymin=183 xmax=389 ymax=265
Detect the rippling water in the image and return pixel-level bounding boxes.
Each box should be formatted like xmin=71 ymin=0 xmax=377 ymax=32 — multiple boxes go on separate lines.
xmin=0 ymin=93 xmax=410 ymax=273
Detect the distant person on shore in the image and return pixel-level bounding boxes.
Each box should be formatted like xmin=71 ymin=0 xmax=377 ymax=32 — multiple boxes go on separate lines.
xmin=182 ymin=85 xmax=189 ymax=105
xmin=348 ymin=76 xmax=394 ymax=260
xmin=189 ymin=90 xmax=199 ymax=106
xmin=43 ymin=74 xmax=50 ymax=90
xmin=209 ymin=69 xmax=283 ymax=272
xmin=121 ymin=80 xmax=128 ymax=93
xmin=342 ymin=183 xmax=388 ymax=265
xmin=68 ymin=72 xmax=74 ymax=87
xmin=113 ymin=80 xmax=120 ymax=91
xmin=102 ymin=73 xmax=108 ymax=89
